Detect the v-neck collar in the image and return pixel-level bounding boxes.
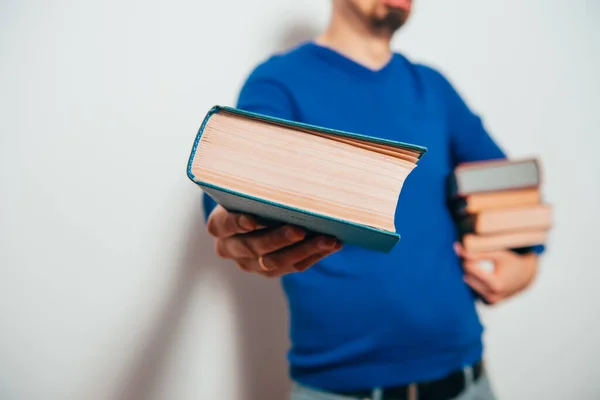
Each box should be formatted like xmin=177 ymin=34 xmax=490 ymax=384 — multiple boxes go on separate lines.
xmin=303 ymin=41 xmax=398 ymax=80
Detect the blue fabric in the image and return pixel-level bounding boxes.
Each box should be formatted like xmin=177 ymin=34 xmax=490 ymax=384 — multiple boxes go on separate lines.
xmin=201 ymin=42 xmax=544 ymax=391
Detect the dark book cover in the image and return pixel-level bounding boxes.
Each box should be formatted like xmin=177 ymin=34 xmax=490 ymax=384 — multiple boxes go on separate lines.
xmin=448 ymin=158 xmax=541 ymax=199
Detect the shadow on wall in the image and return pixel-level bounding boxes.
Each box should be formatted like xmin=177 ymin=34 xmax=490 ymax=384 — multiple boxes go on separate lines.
xmin=273 ymin=20 xmax=321 ymax=53
xmin=114 ymin=200 xmax=210 ymax=400
xmin=113 ymin=20 xmax=321 ymax=400
xmin=114 ymin=197 xmax=291 ymax=400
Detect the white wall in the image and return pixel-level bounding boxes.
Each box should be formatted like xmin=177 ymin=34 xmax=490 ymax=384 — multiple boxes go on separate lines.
xmin=0 ymin=1 xmax=598 ymax=399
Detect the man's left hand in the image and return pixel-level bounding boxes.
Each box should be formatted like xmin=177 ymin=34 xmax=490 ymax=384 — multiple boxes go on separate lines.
xmin=454 ymin=242 xmax=538 ymax=305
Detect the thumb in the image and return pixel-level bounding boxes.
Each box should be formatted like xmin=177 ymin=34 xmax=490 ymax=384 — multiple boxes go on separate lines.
xmin=454 ymin=242 xmax=507 ymax=262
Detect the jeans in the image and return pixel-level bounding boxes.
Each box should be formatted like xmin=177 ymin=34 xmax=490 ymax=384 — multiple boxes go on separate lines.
xmin=290 ymin=371 xmax=496 ymax=400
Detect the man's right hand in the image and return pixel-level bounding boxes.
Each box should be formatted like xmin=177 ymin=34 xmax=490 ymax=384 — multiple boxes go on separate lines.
xmin=206 ymin=205 xmax=342 ymax=278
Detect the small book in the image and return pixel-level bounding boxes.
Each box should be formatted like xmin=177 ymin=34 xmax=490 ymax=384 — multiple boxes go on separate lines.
xmin=449 ymin=187 xmax=541 ymax=215
xmin=457 ymin=204 xmax=552 ymax=235
xmin=187 ymin=105 xmax=427 ymax=252
xmin=448 ymin=158 xmax=541 ymax=198
xmin=462 ymin=230 xmax=548 ymax=253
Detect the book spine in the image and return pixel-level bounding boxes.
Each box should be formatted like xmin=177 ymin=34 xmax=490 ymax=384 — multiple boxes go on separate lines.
xmin=447 ymin=197 xmax=469 ymax=218
xmin=454 ymin=218 xmax=539 ymax=255
xmin=446 ymin=173 xmax=461 ymax=199
xmin=456 ymin=215 xmax=476 ymax=234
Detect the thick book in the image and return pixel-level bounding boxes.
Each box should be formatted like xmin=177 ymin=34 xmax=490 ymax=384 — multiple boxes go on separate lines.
xmin=457 ymin=204 xmax=553 ymax=235
xmin=462 ymin=230 xmax=548 ymax=253
xmin=186 ymin=105 xmax=427 ymax=253
xmin=449 ymin=187 xmax=541 ymax=216
xmin=448 ymin=158 xmax=541 ymax=198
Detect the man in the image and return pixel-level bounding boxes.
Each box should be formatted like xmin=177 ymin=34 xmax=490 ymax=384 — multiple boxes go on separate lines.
xmin=203 ymin=1 xmax=543 ymax=399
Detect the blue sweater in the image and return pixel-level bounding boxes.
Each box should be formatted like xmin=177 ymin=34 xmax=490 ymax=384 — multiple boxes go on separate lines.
xmin=202 ymin=42 xmax=539 ymax=391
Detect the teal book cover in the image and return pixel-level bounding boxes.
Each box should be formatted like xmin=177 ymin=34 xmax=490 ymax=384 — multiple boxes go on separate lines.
xmin=186 ymin=105 xmax=427 ymax=253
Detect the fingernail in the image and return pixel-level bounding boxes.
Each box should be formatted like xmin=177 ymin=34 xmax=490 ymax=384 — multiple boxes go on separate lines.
xmin=239 ymin=215 xmax=254 ymax=230
xmin=258 ymin=256 xmax=275 ymax=272
xmin=285 ymin=226 xmax=304 ymax=241
xmin=295 ymin=264 xmax=311 ymax=272
xmin=319 ymin=237 xmax=336 ymax=250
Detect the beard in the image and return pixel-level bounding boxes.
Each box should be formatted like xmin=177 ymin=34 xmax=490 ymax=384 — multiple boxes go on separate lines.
xmin=370 ymin=7 xmax=409 ymax=33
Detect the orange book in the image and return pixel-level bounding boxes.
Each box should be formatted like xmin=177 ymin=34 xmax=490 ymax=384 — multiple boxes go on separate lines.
xmin=462 ymin=230 xmax=548 ymax=253
xmin=461 ymin=188 xmax=541 ymax=213
xmin=458 ymin=203 xmax=552 ymax=235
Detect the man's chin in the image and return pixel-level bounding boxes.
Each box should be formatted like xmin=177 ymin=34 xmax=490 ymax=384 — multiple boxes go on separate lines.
xmin=374 ymin=9 xmax=409 ymax=32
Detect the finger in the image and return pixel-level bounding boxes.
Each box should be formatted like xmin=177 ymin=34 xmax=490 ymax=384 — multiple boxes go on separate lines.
xmin=454 ymin=242 xmax=505 ymax=262
xmin=454 ymin=242 xmax=485 ymax=261
xmin=453 ymin=242 xmax=470 ymax=258
xmin=235 ymin=257 xmax=282 ymax=275
xmin=463 ymin=261 xmax=506 ymax=297
xmin=235 ymin=258 xmax=262 ymax=273
xmin=260 ymin=244 xmax=343 ymax=278
xmin=462 ymin=260 xmax=495 ymax=284
xmin=217 ymin=225 xmax=306 ymax=259
xmin=261 ymin=235 xmax=341 ymax=273
xmin=463 ymin=274 xmax=492 ymax=299
xmin=464 ymin=275 xmax=501 ymax=304
xmin=207 ymin=205 xmax=259 ymax=239
xmin=294 ymin=245 xmax=342 ymax=271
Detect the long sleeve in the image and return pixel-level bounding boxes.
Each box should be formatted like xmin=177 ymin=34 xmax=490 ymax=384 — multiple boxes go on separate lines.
xmin=201 ymin=74 xmax=296 ymax=222
xmin=436 ymin=73 xmax=507 ymax=166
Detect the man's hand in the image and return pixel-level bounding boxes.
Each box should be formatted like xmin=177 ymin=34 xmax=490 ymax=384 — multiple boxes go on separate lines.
xmin=206 ymin=205 xmax=342 ymax=278
xmin=454 ymin=242 xmax=538 ymax=305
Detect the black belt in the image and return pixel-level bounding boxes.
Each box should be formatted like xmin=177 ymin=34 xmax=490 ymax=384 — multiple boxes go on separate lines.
xmin=332 ymin=360 xmax=484 ymax=400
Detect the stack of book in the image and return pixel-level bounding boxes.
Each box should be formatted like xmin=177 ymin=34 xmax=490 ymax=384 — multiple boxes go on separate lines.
xmin=447 ymin=158 xmax=552 ymax=254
